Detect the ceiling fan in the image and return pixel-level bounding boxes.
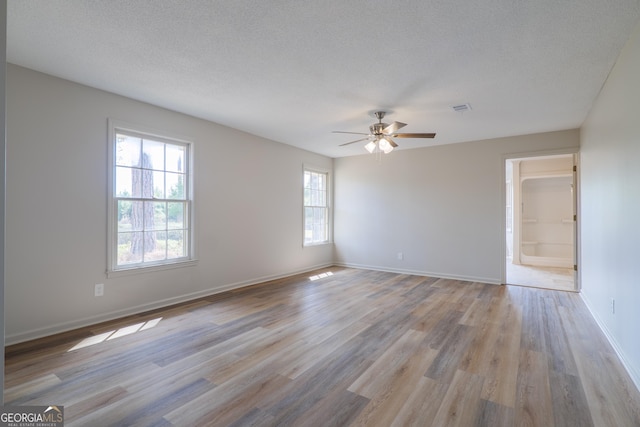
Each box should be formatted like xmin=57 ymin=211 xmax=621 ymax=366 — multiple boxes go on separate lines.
xmin=333 ymin=111 xmax=436 ymax=154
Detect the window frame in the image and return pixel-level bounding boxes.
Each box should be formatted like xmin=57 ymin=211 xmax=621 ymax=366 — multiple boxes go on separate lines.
xmin=303 ymin=165 xmax=332 ymax=247
xmin=107 ymin=119 xmax=196 ymax=277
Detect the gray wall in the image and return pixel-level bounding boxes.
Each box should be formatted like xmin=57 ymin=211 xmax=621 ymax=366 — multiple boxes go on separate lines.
xmin=580 ymin=21 xmax=640 ymax=388
xmin=334 ymin=130 xmax=579 ymax=283
xmin=5 ymin=65 xmax=333 ymax=343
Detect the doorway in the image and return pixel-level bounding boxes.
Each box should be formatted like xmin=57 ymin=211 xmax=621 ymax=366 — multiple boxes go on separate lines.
xmin=505 ymin=154 xmax=577 ymax=291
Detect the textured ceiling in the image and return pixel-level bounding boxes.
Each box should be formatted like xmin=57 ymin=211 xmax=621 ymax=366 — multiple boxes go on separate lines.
xmin=7 ymin=1 xmax=640 ymax=157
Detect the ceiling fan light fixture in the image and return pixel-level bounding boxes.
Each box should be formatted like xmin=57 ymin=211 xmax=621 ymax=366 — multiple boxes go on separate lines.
xmin=364 ymin=141 xmax=377 ymax=153
xmin=379 ymin=137 xmax=394 ymax=153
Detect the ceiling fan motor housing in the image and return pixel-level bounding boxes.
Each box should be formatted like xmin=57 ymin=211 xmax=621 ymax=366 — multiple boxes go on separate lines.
xmin=370 ymin=122 xmax=389 ymax=136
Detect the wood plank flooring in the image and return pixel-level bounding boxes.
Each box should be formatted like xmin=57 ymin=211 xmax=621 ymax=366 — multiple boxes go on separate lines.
xmin=5 ymin=267 xmax=640 ymax=426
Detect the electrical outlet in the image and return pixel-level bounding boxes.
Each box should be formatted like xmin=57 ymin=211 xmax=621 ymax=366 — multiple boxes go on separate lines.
xmin=397 ymin=252 xmax=404 ymax=260
xmin=95 ymin=283 xmax=104 ymax=297
xmin=610 ymin=298 xmax=615 ymax=314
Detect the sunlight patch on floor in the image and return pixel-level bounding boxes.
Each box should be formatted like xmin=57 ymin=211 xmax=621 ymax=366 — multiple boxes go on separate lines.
xmin=309 ymin=271 xmax=334 ymax=281
xmin=68 ymin=317 xmax=162 ymax=351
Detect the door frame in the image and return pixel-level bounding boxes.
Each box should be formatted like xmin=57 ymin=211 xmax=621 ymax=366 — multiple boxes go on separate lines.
xmin=501 ymin=148 xmax=580 ymax=290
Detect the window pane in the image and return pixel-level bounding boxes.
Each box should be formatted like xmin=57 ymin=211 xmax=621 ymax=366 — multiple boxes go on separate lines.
xmin=144 ymin=231 xmax=165 ymax=262
xmin=167 ymin=202 xmax=184 ymax=229
xmin=115 ymin=134 xmax=141 ymax=167
xmin=153 ymin=170 xmax=165 ymax=199
xmin=313 ymin=207 xmax=325 ymax=223
xmin=115 ymin=166 xmax=135 ymax=197
xmin=145 ymin=201 xmax=166 ymax=231
xmin=142 ymin=139 xmax=165 ymax=171
xmin=155 ymin=202 xmax=167 ymax=230
xmin=140 ymin=201 xmax=157 ymax=231
xmin=305 ymin=206 xmax=313 ymax=223
xmin=132 ymin=169 xmax=154 ymax=198
xmin=310 ymin=172 xmax=318 ymax=190
xmin=166 ymin=144 xmax=185 ymax=173
xmin=304 ymin=207 xmax=313 ymax=243
xmin=166 ymin=173 xmax=185 ymax=199
xmin=167 ymin=230 xmax=186 ymax=259
xmin=307 ymin=207 xmax=325 ymax=243
xmin=117 ymin=200 xmax=133 ymax=231
xmin=118 ymin=232 xmax=142 ymax=265
xmin=129 ymin=201 xmax=144 ymax=231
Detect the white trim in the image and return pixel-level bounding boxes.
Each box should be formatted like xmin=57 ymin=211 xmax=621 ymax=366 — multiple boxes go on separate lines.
xmin=106 ymin=259 xmax=198 ymax=278
xmin=303 ymin=163 xmax=332 ymax=174
xmin=6 ymin=262 xmax=333 ymax=345
xmin=303 ymin=241 xmax=334 ymax=248
xmin=107 ymin=119 xmax=196 ymax=274
xmin=108 ymin=119 xmax=194 ymax=146
xmin=333 ymin=261 xmax=502 ymax=285
xmin=579 ymin=293 xmax=640 ymax=394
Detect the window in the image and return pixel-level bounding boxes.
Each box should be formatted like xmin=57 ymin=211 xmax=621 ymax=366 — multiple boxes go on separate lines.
xmin=108 ymin=121 xmax=194 ymax=275
xmin=303 ymin=167 xmax=330 ymax=245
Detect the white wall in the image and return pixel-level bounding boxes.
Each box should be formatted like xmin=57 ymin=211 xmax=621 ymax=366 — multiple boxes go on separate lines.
xmin=334 ymin=130 xmax=579 ymax=283
xmin=5 ymin=65 xmax=333 ymax=343
xmin=580 ymin=21 xmax=640 ymax=388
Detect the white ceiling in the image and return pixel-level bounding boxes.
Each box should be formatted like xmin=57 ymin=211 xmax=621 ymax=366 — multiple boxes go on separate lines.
xmin=7 ymin=1 xmax=640 ymax=158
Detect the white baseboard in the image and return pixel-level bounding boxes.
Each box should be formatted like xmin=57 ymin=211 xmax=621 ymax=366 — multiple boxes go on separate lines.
xmin=5 ymin=262 xmax=333 ymax=346
xmin=333 ymin=262 xmax=502 ymax=285
xmin=579 ymin=293 xmax=640 ymax=394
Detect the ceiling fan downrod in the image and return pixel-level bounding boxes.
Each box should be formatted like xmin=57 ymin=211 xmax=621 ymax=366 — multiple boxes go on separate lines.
xmin=371 ymin=111 xmax=388 ymax=136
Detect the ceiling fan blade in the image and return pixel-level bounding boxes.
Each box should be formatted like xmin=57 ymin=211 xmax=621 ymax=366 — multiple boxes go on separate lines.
xmin=388 ymin=138 xmax=398 ymax=148
xmin=332 ymin=131 xmax=370 ymax=136
xmin=339 ymin=137 xmax=369 ymax=146
xmin=392 ymin=133 xmax=436 ymax=139
xmin=382 ymin=121 xmax=407 ymax=134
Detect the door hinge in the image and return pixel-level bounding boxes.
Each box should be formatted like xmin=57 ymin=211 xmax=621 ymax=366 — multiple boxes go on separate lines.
xmin=574 ymin=264 xmax=578 ymax=271
xmin=574 ymin=214 xmax=577 ymax=221
xmin=573 ymin=165 xmax=577 ymax=172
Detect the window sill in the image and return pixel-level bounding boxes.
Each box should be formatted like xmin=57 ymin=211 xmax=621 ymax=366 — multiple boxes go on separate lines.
xmin=107 ymin=259 xmax=199 ymax=278
xmin=303 ymin=241 xmax=333 ymax=248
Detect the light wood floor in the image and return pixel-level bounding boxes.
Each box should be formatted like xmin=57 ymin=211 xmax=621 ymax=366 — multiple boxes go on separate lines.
xmin=5 ymin=267 xmax=640 ymax=426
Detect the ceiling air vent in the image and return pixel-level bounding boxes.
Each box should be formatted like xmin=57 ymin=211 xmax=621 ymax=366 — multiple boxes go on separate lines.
xmin=452 ymin=103 xmax=472 ymax=113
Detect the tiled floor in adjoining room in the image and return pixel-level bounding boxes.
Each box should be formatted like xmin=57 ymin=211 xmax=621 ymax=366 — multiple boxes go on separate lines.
xmin=506 ymin=260 xmax=575 ymax=292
